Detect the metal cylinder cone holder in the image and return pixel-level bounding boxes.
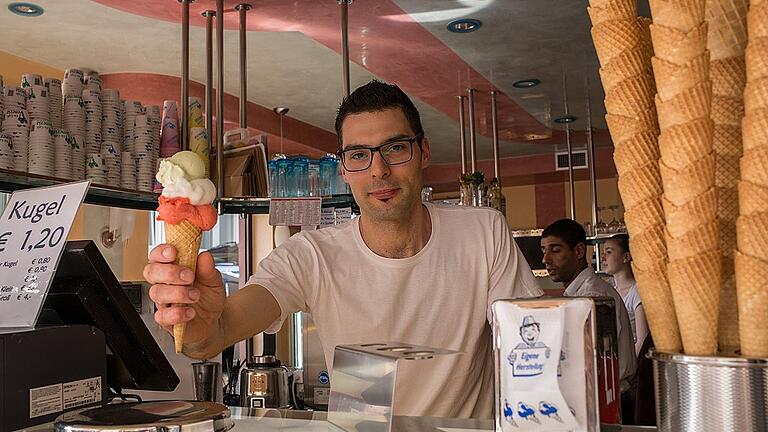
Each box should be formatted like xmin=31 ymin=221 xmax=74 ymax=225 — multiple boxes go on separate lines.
xmin=651 ymin=350 xmax=768 ymax=431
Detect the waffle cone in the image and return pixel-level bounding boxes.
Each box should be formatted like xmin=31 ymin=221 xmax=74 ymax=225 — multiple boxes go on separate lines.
xmin=605 ymin=109 xmax=659 ymax=143
xmin=740 ymin=146 xmax=768 ymax=187
xmin=650 ymin=22 xmax=708 ymax=65
xmin=711 ymin=95 xmax=744 ymax=126
xmin=605 ymin=75 xmax=657 ymax=117
xmin=165 ymin=219 xmax=202 ymax=353
xmin=711 ymin=56 xmax=747 ymax=98
xmin=718 ymin=185 xmax=740 ymax=220
xmin=600 ymin=49 xmax=654 ymax=92
xmin=630 ymin=223 xmax=668 ymax=267
xmin=587 ymin=0 xmax=636 ymax=25
xmin=624 ymin=197 xmax=665 ymax=233
xmin=706 ymin=0 xmax=749 ymax=60
xmin=718 ymin=254 xmax=740 ymax=354
xmin=662 ymin=187 xmax=717 ymax=237
xmin=666 ymin=219 xmax=720 ymax=260
xmin=736 ymin=212 xmax=768 ymax=262
xmin=712 ymin=124 xmax=743 ymax=156
xmin=741 ymin=110 xmax=768 ymax=152
xmin=747 ymin=1 xmax=768 ymax=40
xmin=658 ymin=117 xmax=713 ymax=169
xmin=745 ymin=38 xmax=768 ymax=82
xmin=650 ymin=0 xmax=705 ymax=32
xmin=618 ymin=162 xmax=664 ymax=207
xmin=592 ymin=19 xmax=644 ymax=66
xmin=613 ymin=131 xmax=660 ymax=175
xmin=719 ymin=216 xmax=738 ymax=256
xmin=655 ymin=83 xmax=713 ymax=129
xmin=633 ymin=259 xmax=683 ymax=352
xmin=659 ymin=153 xmax=716 ymax=206
xmin=715 ymin=152 xmax=741 ymax=188
xmin=738 ymin=180 xmax=768 ymax=216
xmin=744 ymin=77 xmax=768 ymax=113
xmin=652 ymin=53 xmax=710 ymax=101
xmin=637 ymin=16 xmax=653 ymax=50
xmin=668 ymin=250 xmax=721 ymax=355
xmin=735 ymin=250 xmax=768 ymax=357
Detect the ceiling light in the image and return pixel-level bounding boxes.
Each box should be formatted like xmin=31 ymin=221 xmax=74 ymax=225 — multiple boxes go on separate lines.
xmin=554 ymin=115 xmax=577 ymax=124
xmin=512 ymin=79 xmax=541 ymax=89
xmin=447 ymin=18 xmax=482 ymax=33
xmin=8 ymin=2 xmax=44 ymax=17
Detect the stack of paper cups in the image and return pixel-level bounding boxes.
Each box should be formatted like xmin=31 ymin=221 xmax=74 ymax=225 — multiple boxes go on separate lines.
xmin=53 ymin=129 xmax=72 ymax=179
xmin=28 ymin=120 xmax=54 ymax=176
xmin=162 ymin=100 xmax=179 ymax=123
xmin=83 ymin=89 xmax=102 ymax=154
xmin=101 ymin=142 xmax=121 ymax=184
xmin=135 ymin=151 xmax=154 ymax=192
xmin=188 ymin=97 xmax=204 ymax=129
xmin=26 ymin=85 xmax=49 ymax=124
xmin=70 ymin=134 xmax=85 ymax=180
xmin=2 ymin=109 xmax=29 ymax=171
xmin=4 ymin=87 xmax=27 ymax=110
xmin=147 ymin=105 xmax=161 ymax=158
xmin=101 ymin=89 xmax=121 ymax=146
xmin=133 ymin=114 xmax=153 ymax=154
xmin=0 ymin=133 xmax=14 ymax=170
xmin=121 ymin=151 xmax=136 ymax=190
xmin=0 ymin=75 xmax=4 ymax=116
xmin=118 ymin=99 xmax=126 ymax=150
xmin=45 ymin=78 xmax=63 ymax=129
xmin=85 ymin=153 xmax=106 ymax=184
xmin=190 ymin=127 xmax=210 ymax=177
xmin=20 ymin=73 xmax=43 ymax=90
xmin=84 ymin=73 xmax=102 ymax=92
xmin=63 ymin=68 xmax=84 ymax=99
xmin=124 ymin=100 xmax=142 ymax=152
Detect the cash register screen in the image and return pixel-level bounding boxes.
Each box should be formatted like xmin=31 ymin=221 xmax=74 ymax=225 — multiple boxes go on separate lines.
xmin=41 ymin=240 xmax=179 ymax=392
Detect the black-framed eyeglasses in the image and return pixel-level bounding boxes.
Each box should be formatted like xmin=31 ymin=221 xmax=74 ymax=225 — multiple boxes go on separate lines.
xmin=338 ymin=133 xmax=423 ymax=172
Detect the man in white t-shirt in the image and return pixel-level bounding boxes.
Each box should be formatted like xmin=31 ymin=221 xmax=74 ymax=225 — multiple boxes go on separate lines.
xmin=144 ymin=80 xmax=543 ymax=419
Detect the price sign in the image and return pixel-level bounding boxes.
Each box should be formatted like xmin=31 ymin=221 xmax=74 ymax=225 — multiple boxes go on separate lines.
xmin=0 ymin=181 xmax=89 ymax=328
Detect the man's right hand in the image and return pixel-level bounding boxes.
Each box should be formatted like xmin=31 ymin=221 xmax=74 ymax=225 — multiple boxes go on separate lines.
xmin=144 ymin=244 xmax=226 ymax=346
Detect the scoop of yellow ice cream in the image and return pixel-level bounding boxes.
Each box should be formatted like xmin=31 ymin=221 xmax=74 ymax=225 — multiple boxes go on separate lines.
xmin=168 ymin=150 xmax=206 ymax=180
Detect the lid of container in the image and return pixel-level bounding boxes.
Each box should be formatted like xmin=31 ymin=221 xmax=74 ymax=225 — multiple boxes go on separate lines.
xmin=54 ymin=401 xmax=234 ymax=432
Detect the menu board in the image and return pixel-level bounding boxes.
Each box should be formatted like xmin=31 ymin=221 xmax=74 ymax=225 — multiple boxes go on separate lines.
xmin=0 ymin=181 xmax=90 ymax=328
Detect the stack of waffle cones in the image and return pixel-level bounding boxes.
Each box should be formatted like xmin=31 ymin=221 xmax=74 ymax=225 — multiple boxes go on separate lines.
xmin=165 ymin=219 xmax=203 ymax=353
xmin=706 ymin=0 xmax=748 ymax=354
xmin=589 ymin=0 xmax=683 ymax=353
xmin=650 ymin=0 xmax=721 ymax=356
xmin=736 ymin=0 xmax=768 ymax=357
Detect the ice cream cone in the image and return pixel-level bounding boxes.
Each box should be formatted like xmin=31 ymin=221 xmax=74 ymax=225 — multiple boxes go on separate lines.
xmin=745 ymin=38 xmax=768 ymax=82
xmin=711 ymin=56 xmax=747 ymax=99
xmin=741 ymin=110 xmax=768 ymax=152
xmin=738 ymin=180 xmax=768 ymax=216
xmin=736 ymin=212 xmax=768 ymax=262
xmin=637 ymin=16 xmax=653 ymax=50
xmin=655 ymin=83 xmax=713 ymax=129
xmin=165 ymin=219 xmax=202 ymax=353
xmin=605 ymin=75 xmax=656 ymax=117
xmin=747 ymin=1 xmax=768 ymax=40
xmin=659 ymin=153 xmax=716 ymax=206
xmin=631 ymin=223 xmax=668 ymax=267
xmin=706 ymin=0 xmax=749 ymax=60
xmin=658 ymin=117 xmax=713 ymax=170
xmin=624 ymin=197 xmax=665 ymax=233
xmin=666 ymin=219 xmax=720 ymax=260
xmin=718 ymin=185 xmax=740 ymax=220
xmin=652 ymin=53 xmax=710 ymax=101
xmin=605 ymin=109 xmax=659 ymax=143
xmin=744 ymin=77 xmax=768 ymax=113
xmin=600 ymin=48 xmax=654 ymax=92
xmin=662 ymin=187 xmax=717 ymax=237
xmin=587 ymin=0 xmax=636 ymax=25
xmin=592 ymin=19 xmax=644 ymax=66
xmin=718 ymin=253 xmax=740 ymax=353
xmin=712 ymin=124 xmax=743 ymax=156
xmin=650 ymin=0 xmax=705 ymax=32
xmin=633 ymin=258 xmax=683 ymax=353
xmin=650 ymin=22 xmax=709 ymax=65
xmin=735 ymin=250 xmax=768 ymax=357
xmin=740 ymin=146 xmax=768 ymax=187
xmin=668 ymin=249 xmax=721 ymax=355
xmin=719 ymin=216 xmax=738 ymax=255
xmin=617 ymin=161 xmax=664 ymax=207
xmin=711 ymin=95 xmax=745 ymax=126
xmin=613 ymin=130 xmax=660 ymax=175
xmin=715 ymin=152 xmax=741 ymax=188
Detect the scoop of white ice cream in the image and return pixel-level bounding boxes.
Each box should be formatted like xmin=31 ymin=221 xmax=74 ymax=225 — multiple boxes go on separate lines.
xmin=161 ymin=177 xmax=217 ymax=205
xmin=156 ymin=159 xmax=187 ymax=186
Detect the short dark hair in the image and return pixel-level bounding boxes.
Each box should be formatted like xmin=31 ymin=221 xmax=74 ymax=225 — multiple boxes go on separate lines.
xmin=541 ymin=218 xmax=586 ymax=249
xmin=334 ymin=80 xmax=424 ymax=146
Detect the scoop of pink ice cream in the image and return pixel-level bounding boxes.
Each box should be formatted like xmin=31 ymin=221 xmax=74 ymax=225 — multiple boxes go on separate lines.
xmin=156 ymin=196 xmax=218 ymax=230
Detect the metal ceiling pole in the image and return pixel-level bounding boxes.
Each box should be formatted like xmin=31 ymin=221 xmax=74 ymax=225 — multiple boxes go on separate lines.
xmin=563 ymin=71 xmax=576 ymax=220
xmin=180 ymin=0 xmax=191 ymax=151
xmin=215 ymin=0 xmax=225 ymax=205
xmin=339 ymin=0 xmax=352 ymax=97
xmin=467 ymin=88 xmax=477 ymax=173
xmin=586 ymin=75 xmax=602 ymax=270
xmin=458 ymin=96 xmax=467 ymax=175
xmin=236 ymin=4 xmax=251 ymax=128
xmin=203 ymin=10 xmax=215 ymax=156
xmin=490 ymin=90 xmax=500 ymax=182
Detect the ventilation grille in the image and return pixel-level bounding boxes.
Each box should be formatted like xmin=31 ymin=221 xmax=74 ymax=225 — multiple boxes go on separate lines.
xmin=555 ymin=150 xmax=588 ymax=171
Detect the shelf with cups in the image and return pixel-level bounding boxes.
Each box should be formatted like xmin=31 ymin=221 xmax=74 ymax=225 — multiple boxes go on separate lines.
xmin=0 ymin=168 xmax=159 ymax=211
xmin=216 ymin=194 xmax=358 ymax=215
